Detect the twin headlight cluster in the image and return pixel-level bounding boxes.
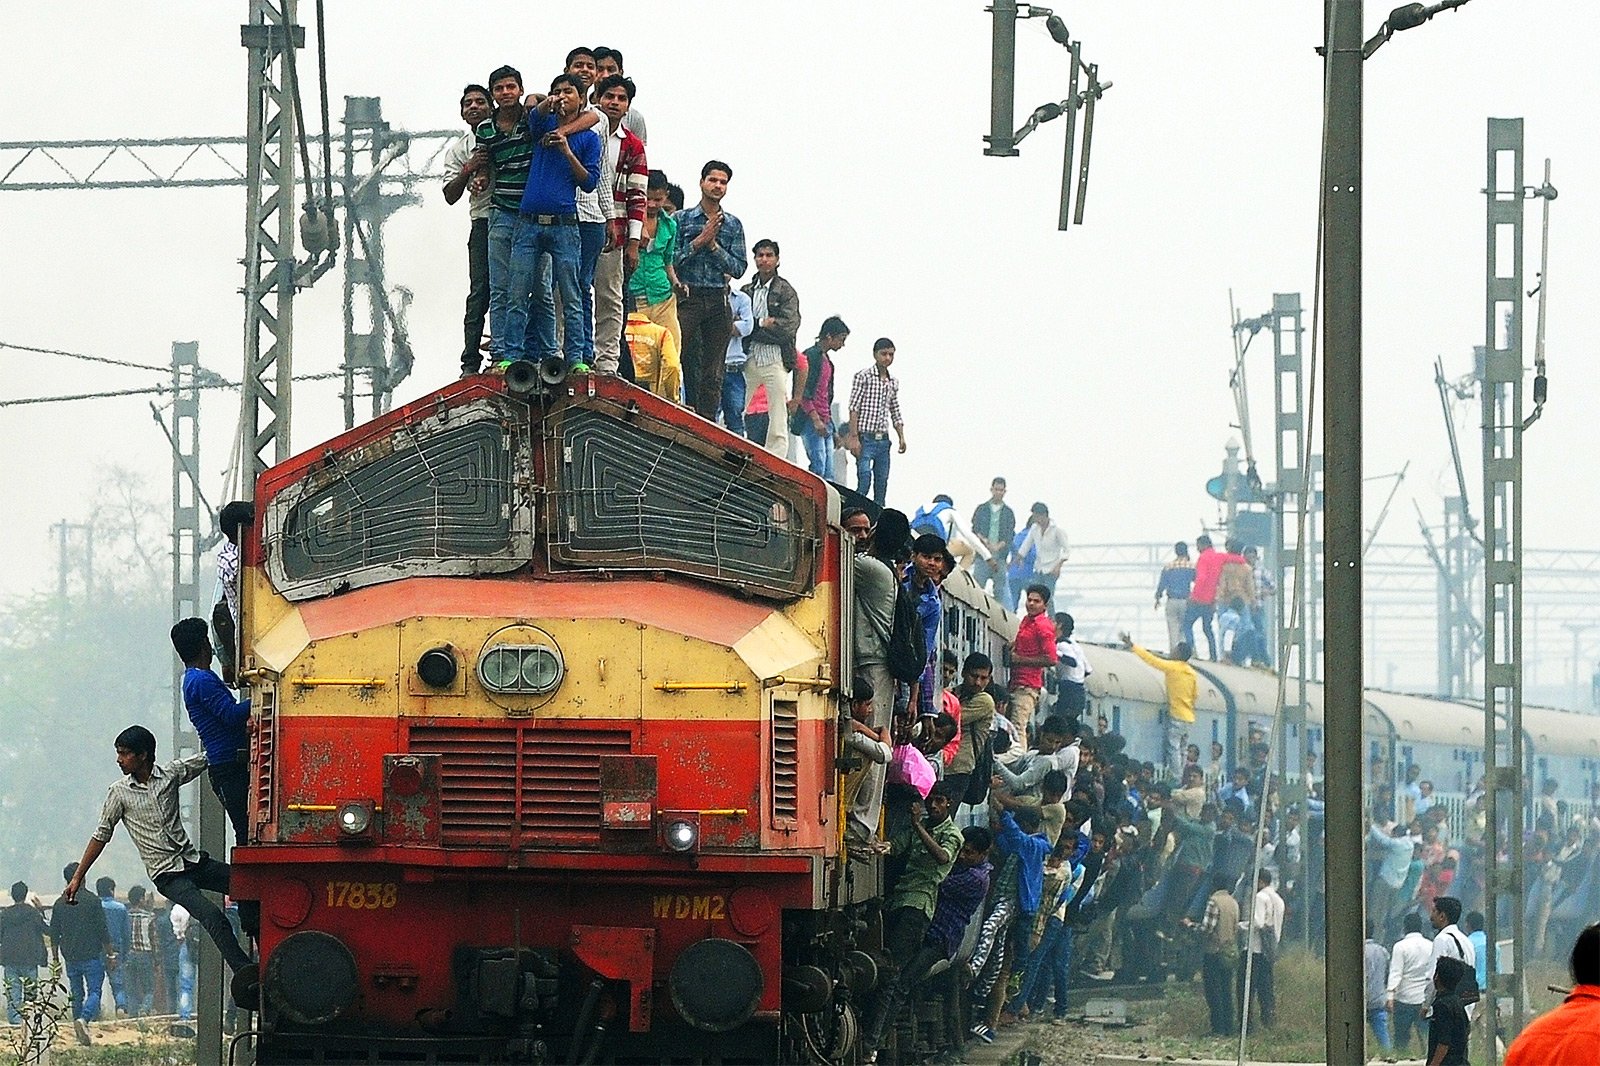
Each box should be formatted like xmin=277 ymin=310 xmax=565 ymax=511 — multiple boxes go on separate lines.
xmin=413 ymin=641 xmax=567 ymax=696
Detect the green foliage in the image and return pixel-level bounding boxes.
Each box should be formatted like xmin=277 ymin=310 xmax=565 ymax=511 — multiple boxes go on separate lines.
xmin=4 ymin=960 xmax=67 ymax=1065
xmin=0 ymin=469 xmax=187 ymax=893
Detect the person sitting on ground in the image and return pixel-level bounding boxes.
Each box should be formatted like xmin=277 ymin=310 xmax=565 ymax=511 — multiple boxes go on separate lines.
xmin=61 ymin=725 xmax=259 ymax=1010
xmin=1505 ymin=921 xmax=1600 ymax=1064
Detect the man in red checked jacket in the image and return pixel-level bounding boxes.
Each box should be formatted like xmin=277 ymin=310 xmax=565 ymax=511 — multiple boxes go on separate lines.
xmin=591 ymin=74 xmax=648 ymax=375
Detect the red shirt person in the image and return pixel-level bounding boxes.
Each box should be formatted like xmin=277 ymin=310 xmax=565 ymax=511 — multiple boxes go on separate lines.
xmin=1007 ymin=584 xmax=1058 ymax=739
xmin=1183 ymin=534 xmax=1223 ymax=659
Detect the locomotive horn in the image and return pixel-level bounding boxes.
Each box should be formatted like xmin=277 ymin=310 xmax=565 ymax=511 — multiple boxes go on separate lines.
xmin=538 ymin=355 xmax=569 ymax=387
xmin=503 ymin=359 xmax=540 ymax=395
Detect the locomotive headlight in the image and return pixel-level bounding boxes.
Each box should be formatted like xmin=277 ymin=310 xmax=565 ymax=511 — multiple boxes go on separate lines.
xmin=336 ymin=800 xmax=374 ymax=837
xmin=664 ymin=819 xmax=698 ymax=853
xmin=478 ymin=643 xmax=565 ymax=695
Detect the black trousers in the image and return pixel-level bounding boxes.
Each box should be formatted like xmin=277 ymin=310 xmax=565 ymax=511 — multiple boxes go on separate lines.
xmin=154 ymin=856 xmax=253 ymax=972
xmin=678 ymin=287 xmax=731 ymax=418
xmin=207 ymin=762 xmax=259 ymax=938
xmin=1202 ymin=951 xmax=1236 ymax=1035
xmin=1238 ymin=949 xmax=1276 ymax=1026
xmin=463 ymin=217 xmax=490 ymax=371
xmin=865 ymin=907 xmax=935 ymax=1050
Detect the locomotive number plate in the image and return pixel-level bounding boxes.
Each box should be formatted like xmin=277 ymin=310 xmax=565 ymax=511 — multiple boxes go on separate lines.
xmin=326 ymin=881 xmax=399 ymax=910
xmin=651 ymin=893 xmax=726 ymax=920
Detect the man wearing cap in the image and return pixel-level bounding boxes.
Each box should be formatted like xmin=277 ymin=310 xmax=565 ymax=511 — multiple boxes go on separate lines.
xmin=1019 ymin=503 xmax=1070 ymax=606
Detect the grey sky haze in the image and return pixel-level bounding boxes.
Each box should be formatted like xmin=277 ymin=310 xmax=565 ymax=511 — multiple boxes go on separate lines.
xmin=2 ymin=2 xmax=1595 ymax=633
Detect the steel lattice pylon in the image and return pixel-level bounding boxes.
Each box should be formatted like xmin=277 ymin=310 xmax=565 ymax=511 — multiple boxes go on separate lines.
xmin=239 ymin=0 xmax=303 ymax=488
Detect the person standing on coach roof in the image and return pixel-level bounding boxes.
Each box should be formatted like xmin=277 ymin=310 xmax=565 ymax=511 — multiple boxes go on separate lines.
xmin=442 ymin=83 xmax=493 ymax=376
xmin=564 ymin=47 xmax=611 ymax=372
xmin=63 ymin=725 xmax=260 ymax=1009
xmin=849 ymin=338 xmax=907 ymax=506
xmin=1155 ymin=540 xmax=1195 ymax=654
xmin=675 ymin=161 xmax=748 ymax=419
xmin=740 ymin=239 xmax=803 ymax=457
xmin=505 ymin=74 xmax=603 ymax=371
xmin=722 ymin=274 xmax=755 ymax=432
xmin=972 ymin=478 xmax=1016 ymax=606
xmin=1019 ymin=502 xmax=1069 ymax=605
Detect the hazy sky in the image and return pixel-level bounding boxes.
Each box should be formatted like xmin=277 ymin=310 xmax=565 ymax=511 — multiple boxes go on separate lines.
xmin=2 ymin=2 xmax=1596 ymax=617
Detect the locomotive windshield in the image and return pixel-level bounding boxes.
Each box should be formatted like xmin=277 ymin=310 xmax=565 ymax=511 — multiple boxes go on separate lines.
xmin=265 ymin=400 xmax=531 ymax=600
xmin=547 ymin=405 xmax=819 ymax=600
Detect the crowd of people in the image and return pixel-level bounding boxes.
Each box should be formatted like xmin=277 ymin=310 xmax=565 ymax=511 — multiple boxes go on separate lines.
xmin=843 ymin=486 xmax=1600 ymax=1061
xmin=0 ymin=872 xmax=232 ymax=1044
xmin=443 ymin=46 xmax=910 ymax=506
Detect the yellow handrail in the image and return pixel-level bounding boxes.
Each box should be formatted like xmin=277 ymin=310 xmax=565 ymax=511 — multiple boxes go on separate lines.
xmin=653 ymin=681 xmax=748 ymax=693
xmin=290 ymin=677 xmax=389 ymax=688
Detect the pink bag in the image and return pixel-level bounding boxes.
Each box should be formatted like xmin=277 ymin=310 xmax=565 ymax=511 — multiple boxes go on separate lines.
xmin=887 ymin=744 xmax=937 ymax=799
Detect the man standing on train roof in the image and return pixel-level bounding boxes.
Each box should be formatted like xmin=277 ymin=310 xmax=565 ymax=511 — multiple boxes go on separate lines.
xmin=1019 ymin=503 xmax=1069 ymax=605
xmin=1119 ymin=632 xmax=1196 ymax=778
xmin=1184 ymin=534 xmax=1223 ymax=659
xmin=675 ymin=161 xmax=748 ymax=419
xmin=505 ymin=75 xmax=603 ymax=371
xmin=848 ymin=339 xmax=906 ymax=507
xmin=972 ymin=477 xmax=1016 ymax=605
xmin=1155 ymin=541 xmax=1195 ymax=655
xmin=441 ymin=83 xmax=494 ymax=377
xmin=62 ymin=726 xmax=260 ymax=1011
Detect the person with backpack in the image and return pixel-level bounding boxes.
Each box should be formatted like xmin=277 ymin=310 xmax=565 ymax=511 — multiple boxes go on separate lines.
xmin=847 ymin=510 xmax=913 ymax=845
xmin=1428 ymin=896 xmax=1479 ymax=1019
xmin=911 ymin=495 xmax=991 ymax=571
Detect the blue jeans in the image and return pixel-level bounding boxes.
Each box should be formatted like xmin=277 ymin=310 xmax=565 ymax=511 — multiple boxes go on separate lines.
xmin=510 ymin=218 xmax=584 ymax=366
xmin=1182 ymin=601 xmax=1217 ymax=659
xmin=1367 ymin=1006 xmax=1392 ymax=1051
xmin=722 ymin=365 xmax=747 ymax=433
xmin=1010 ymin=918 xmax=1074 ymax=1018
xmin=178 ymin=942 xmax=195 ymax=1021
xmin=576 ymin=221 xmax=605 ymax=365
xmin=973 ymin=557 xmax=1010 ymax=605
xmin=486 ymin=210 xmax=518 ymax=361
xmin=856 ymin=435 xmax=892 ymax=505
xmin=107 ymin=952 xmax=126 ymax=1011
xmin=4 ymin=965 xmax=36 ymax=1024
xmin=65 ymin=957 xmax=104 ymax=1022
xmin=801 ymin=422 xmax=834 ymax=479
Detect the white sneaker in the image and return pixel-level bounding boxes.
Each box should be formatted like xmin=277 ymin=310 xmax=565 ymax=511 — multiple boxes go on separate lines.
xmin=74 ymin=1018 xmax=92 ymax=1045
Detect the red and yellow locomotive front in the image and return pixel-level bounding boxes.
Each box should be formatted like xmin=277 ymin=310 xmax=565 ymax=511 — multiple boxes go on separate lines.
xmin=230 ymin=373 xmax=846 ymax=1061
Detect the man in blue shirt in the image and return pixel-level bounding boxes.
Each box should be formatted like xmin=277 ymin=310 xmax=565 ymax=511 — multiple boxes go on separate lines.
xmin=96 ymin=877 xmax=130 ymax=1016
xmin=674 ymin=160 xmax=748 ymax=419
xmin=506 ymin=74 xmax=602 ymax=370
xmin=171 ymin=618 xmax=251 ymax=847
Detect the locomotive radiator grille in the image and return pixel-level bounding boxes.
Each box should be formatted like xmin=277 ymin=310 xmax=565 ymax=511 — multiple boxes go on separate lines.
xmin=408 ymin=724 xmax=630 ymax=847
xmin=252 ymin=684 xmax=278 ymax=838
xmin=770 ymin=699 xmax=799 ymax=827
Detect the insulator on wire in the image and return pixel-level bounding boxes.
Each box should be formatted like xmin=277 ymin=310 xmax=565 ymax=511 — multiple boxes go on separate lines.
xmin=299 ymin=203 xmax=334 ymax=257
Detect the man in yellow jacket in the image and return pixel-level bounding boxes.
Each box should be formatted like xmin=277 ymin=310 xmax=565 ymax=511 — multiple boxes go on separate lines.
xmin=1121 ymin=633 xmax=1196 ymax=777
xmin=625 ymin=306 xmax=682 ymax=402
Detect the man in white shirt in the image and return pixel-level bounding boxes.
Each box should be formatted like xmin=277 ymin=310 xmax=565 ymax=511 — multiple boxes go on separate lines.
xmin=992 ymin=716 xmax=1080 ymax=799
xmin=1387 ymin=913 xmax=1434 ymax=1056
xmin=1240 ymin=869 xmax=1285 ymax=1027
xmin=441 ymin=84 xmax=494 ymax=376
xmin=1020 ymin=503 xmax=1070 ymax=606
xmin=912 ymin=496 xmax=991 ymax=570
xmin=1052 ymin=612 xmax=1092 ymax=720
xmin=1429 ymin=895 xmax=1476 ymax=1019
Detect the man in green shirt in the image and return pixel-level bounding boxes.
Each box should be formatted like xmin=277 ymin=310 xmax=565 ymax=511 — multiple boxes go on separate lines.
xmin=626 ymin=170 xmax=685 ymax=358
xmin=883 ymin=784 xmax=964 ymax=958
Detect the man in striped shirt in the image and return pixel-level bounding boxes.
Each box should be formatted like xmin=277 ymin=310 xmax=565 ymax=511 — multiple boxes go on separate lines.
xmin=62 ymin=725 xmax=259 ymax=1009
xmin=591 ymin=74 xmax=648 ymax=375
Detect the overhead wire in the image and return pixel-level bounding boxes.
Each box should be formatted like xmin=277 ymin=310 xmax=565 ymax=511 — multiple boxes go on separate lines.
xmin=0 ymin=371 xmax=344 ymax=408
xmin=0 ymin=340 xmax=170 ymax=374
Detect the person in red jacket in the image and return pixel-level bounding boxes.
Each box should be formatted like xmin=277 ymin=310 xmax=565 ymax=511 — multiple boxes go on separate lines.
xmin=1506 ymin=923 xmax=1600 ymax=1065
xmin=1184 ymin=534 xmax=1223 ymax=659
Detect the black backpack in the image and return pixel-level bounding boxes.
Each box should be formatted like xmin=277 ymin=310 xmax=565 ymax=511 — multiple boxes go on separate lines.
xmin=1448 ymin=932 xmax=1481 ymax=1004
xmin=887 ymin=584 xmax=928 ymax=683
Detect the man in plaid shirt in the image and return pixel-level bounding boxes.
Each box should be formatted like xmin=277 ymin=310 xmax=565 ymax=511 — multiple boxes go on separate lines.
xmin=848 ymin=338 xmax=908 ymax=505
xmin=124 ymin=885 xmax=156 ymax=1017
xmin=591 ymin=74 xmax=648 ymax=375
